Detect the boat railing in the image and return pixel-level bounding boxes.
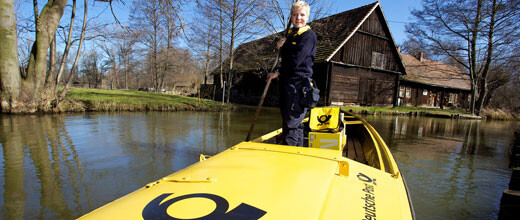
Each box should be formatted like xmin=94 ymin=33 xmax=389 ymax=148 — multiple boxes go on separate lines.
xmin=249 ymin=111 xmax=400 ymax=177
xmin=354 ymin=115 xmax=400 ymax=177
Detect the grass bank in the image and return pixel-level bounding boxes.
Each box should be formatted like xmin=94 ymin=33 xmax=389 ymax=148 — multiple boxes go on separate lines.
xmin=51 ymin=88 xmax=515 ymax=120
xmin=53 ymin=88 xmax=228 ymax=112
xmin=339 ymin=106 xmax=483 ymax=119
xmin=480 ymin=108 xmax=518 ymax=120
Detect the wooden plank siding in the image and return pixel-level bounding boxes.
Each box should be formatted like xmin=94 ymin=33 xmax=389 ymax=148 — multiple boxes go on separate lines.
xmin=398 ymin=82 xmax=471 ymax=109
xmin=359 ymin=10 xmax=386 ymax=36
xmin=329 ymin=65 xmax=396 ymax=106
xmin=330 ymin=12 xmax=401 ymax=73
xmin=326 ymin=9 xmax=402 ymax=107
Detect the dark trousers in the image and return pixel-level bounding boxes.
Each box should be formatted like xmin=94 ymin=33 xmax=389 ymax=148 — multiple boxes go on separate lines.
xmin=279 ymin=77 xmax=307 ymax=146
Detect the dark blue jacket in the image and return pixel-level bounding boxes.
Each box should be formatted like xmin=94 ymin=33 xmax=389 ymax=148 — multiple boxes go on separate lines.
xmin=279 ymin=26 xmax=317 ymax=79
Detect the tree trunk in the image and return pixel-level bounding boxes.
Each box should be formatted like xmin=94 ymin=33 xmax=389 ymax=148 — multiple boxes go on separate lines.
xmin=476 ymin=0 xmax=498 ymax=114
xmin=226 ymin=0 xmax=238 ymax=104
xmin=0 ymin=0 xmax=22 ymax=112
xmin=204 ymin=30 xmax=211 ymax=85
xmin=58 ymin=0 xmax=87 ymax=102
xmin=45 ymin=34 xmax=56 ymax=87
xmin=25 ymin=0 xmax=68 ymax=111
xmin=55 ymin=0 xmax=77 ymax=91
xmin=219 ymin=0 xmax=224 ymax=92
xmin=470 ymin=80 xmax=476 ymax=114
xmin=468 ymin=0 xmax=483 ymax=115
xmin=0 ymin=0 xmax=67 ymax=113
xmin=124 ymin=54 xmax=129 ymax=90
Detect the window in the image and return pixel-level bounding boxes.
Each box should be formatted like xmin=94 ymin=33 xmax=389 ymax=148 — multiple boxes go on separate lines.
xmin=448 ymin=93 xmax=459 ymax=104
xmin=399 ymin=87 xmax=404 ymax=98
xmin=371 ymin=52 xmax=385 ymax=69
xmin=423 ymin=89 xmax=428 ymax=96
xmin=405 ymin=88 xmax=411 ymax=98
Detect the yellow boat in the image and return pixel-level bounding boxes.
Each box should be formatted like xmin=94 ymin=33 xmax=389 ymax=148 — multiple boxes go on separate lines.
xmin=79 ymin=107 xmax=414 ymax=219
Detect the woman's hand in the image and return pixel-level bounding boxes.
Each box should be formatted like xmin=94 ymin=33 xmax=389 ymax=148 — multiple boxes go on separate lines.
xmin=267 ymin=72 xmax=279 ymax=81
xmin=277 ymin=38 xmax=286 ymax=49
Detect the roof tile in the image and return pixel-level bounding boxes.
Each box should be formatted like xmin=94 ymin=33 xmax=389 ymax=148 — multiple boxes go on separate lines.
xmin=400 ymin=53 xmax=471 ymax=90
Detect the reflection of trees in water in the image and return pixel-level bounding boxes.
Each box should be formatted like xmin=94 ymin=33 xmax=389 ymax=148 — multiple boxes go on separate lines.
xmin=385 ymin=116 xmax=515 ymax=157
xmin=0 ymin=116 xmax=25 ymax=219
xmin=366 ymin=116 xmax=518 ymax=218
xmin=111 ymin=112 xmax=238 ymax=179
xmin=395 ymin=117 xmax=463 ymax=139
xmin=461 ymin=121 xmax=478 ymax=155
xmin=443 ymin=121 xmax=483 ymax=216
xmin=381 ymin=116 xmax=515 ymax=218
xmin=0 ymin=115 xmax=90 ymax=219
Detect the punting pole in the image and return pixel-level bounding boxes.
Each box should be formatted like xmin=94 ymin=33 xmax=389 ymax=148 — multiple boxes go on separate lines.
xmin=246 ymin=2 xmax=295 ymax=141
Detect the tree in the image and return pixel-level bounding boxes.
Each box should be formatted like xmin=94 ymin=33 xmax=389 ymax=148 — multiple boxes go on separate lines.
xmin=406 ymin=0 xmax=520 ymax=115
xmin=192 ymin=0 xmax=261 ymax=102
xmin=0 ymin=0 xmax=69 ymax=112
xmin=0 ymin=0 xmax=22 ymax=112
xmin=191 ymin=1 xmax=220 ymax=86
xmin=401 ymin=38 xmax=433 ymax=60
xmin=0 ymin=0 xmax=104 ymax=112
xmin=81 ymin=50 xmax=104 ymax=88
xmin=130 ymin=0 xmax=164 ymax=92
xmin=223 ymin=0 xmax=272 ymax=103
xmin=130 ymin=0 xmax=184 ymax=92
xmin=486 ymin=57 xmax=520 ymax=112
xmin=116 ymin=31 xmax=138 ymax=90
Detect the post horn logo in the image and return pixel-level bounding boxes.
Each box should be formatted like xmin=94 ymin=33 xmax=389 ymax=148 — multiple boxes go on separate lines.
xmin=317 ymin=115 xmax=332 ymax=126
xmin=143 ymin=193 xmax=266 ymax=220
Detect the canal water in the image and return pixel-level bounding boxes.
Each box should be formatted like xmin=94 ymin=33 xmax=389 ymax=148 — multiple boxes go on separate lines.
xmin=0 ymin=110 xmax=517 ymax=219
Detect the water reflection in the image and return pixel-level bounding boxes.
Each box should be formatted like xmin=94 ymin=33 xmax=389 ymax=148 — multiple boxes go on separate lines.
xmin=365 ymin=116 xmax=517 ymax=219
xmin=0 ymin=111 xmax=281 ymax=219
xmin=0 ymin=115 xmax=90 ymax=219
xmin=0 ymin=112 xmax=516 ymax=219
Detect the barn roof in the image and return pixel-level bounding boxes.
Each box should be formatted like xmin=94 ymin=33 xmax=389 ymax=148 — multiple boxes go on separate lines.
xmin=216 ymin=2 xmax=381 ymax=75
xmin=400 ymin=53 xmax=471 ymax=91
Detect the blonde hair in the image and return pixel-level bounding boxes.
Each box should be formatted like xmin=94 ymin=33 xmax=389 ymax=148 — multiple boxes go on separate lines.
xmin=291 ymin=1 xmax=310 ymax=16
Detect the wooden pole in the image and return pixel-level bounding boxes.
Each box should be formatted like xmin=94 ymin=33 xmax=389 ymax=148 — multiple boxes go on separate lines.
xmin=246 ymin=77 xmax=273 ymax=141
xmin=245 ymin=3 xmax=294 ymax=141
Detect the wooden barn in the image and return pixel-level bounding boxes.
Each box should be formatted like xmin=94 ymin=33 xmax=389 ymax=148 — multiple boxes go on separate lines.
xmin=213 ymin=2 xmax=406 ymax=107
xmin=398 ymin=53 xmax=471 ymax=109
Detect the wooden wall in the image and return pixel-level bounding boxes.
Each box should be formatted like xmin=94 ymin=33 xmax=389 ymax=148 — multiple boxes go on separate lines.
xmin=329 ymin=64 xmax=396 ymax=106
xmin=398 ymin=82 xmax=471 ymax=109
xmin=330 ymin=11 xmax=402 ymax=73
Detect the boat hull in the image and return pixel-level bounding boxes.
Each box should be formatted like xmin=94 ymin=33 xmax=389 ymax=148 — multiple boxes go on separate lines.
xmin=80 ymin=143 xmax=412 ymax=219
xmin=80 ymin=111 xmax=414 ymax=219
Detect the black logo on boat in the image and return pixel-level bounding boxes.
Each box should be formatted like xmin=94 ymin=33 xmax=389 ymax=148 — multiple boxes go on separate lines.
xmin=142 ymin=193 xmax=267 ymax=220
xmin=358 ymin=173 xmax=377 ymax=219
xmin=357 ymin=173 xmax=372 ymax=183
xmin=317 ymin=115 xmax=332 ymax=126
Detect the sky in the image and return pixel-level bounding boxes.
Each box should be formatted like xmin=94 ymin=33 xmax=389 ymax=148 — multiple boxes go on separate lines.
xmin=17 ymin=0 xmax=423 ymax=52
xmin=85 ymin=0 xmax=422 ymax=46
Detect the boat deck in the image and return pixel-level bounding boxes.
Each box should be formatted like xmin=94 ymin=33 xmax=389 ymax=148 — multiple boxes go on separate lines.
xmin=261 ymin=115 xmax=369 ymax=165
xmin=344 ymin=130 xmax=368 ymax=164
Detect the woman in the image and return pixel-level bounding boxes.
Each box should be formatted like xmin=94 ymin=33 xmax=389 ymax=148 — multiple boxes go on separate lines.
xmin=268 ymin=1 xmax=317 ymax=146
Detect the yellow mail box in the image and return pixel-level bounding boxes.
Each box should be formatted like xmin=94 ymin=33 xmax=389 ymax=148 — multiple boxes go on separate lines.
xmin=308 ymin=131 xmax=346 ymax=151
xmin=309 ymin=107 xmax=341 ymax=132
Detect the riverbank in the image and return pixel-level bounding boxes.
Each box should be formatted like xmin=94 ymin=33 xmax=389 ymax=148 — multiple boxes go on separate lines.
xmin=339 ymin=106 xmax=513 ymax=120
xmin=52 ymin=88 xmax=229 ymax=113
xmin=51 ymin=88 xmax=516 ymax=120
